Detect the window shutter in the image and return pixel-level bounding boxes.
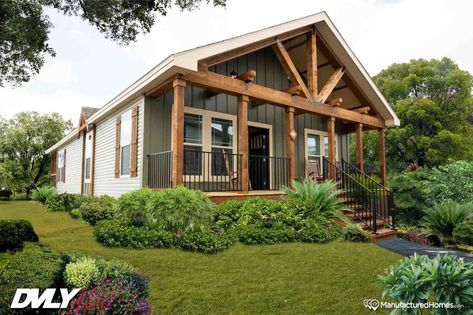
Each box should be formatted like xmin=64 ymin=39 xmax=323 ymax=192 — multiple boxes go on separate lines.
xmin=115 ymin=116 xmax=121 ymax=178
xmin=63 ymin=149 xmax=67 ymax=183
xmin=130 ymin=106 xmax=139 ymax=177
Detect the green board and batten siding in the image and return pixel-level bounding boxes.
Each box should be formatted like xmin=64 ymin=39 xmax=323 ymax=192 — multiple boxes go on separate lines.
xmin=144 ymin=47 xmax=349 ymax=179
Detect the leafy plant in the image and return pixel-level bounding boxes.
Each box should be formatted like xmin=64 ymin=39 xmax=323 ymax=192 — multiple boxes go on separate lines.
xmin=78 ymin=195 xmax=116 ymax=225
xmin=212 ymin=200 xmax=244 ymax=232
xmin=65 ymin=257 xmax=100 ymax=288
xmin=238 ymin=224 xmax=296 ymax=245
xmin=0 ymin=219 xmax=39 ymax=251
xmin=44 ymin=192 xmax=85 ymax=212
xmin=32 ymin=185 xmax=57 ymax=203
xmin=179 ymin=228 xmax=236 ymax=254
xmin=423 ymin=200 xmax=472 ymax=244
xmin=396 ymin=225 xmax=431 ymax=245
xmin=342 ymin=224 xmax=371 ymax=242
xmin=282 ymin=180 xmax=348 ymax=223
xmin=427 ymin=161 xmax=473 ymax=204
xmin=379 ymin=254 xmax=473 ymax=314
xmin=116 ymin=188 xmax=156 ymax=226
xmin=297 ymin=220 xmax=341 ymax=243
xmin=453 ymin=220 xmax=473 ymax=246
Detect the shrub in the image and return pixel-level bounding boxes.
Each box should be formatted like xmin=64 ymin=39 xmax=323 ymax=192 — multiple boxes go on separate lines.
xmin=342 ymin=224 xmax=371 ymax=242
xmin=78 ymin=195 xmax=116 ymax=225
xmin=427 ymin=160 xmax=473 ymax=204
xmin=397 ymin=225 xmax=431 ymax=245
xmin=0 ymin=219 xmax=39 ymax=251
xmin=379 ymin=254 xmax=473 ymax=313
xmin=116 ymin=188 xmax=156 ymax=226
xmin=297 ymin=221 xmax=341 ymax=243
xmin=179 ymin=228 xmax=236 ymax=254
xmin=65 ymin=279 xmax=151 ymax=315
xmin=389 ymin=169 xmax=430 ymax=225
xmin=236 ymin=198 xmax=283 ymax=228
xmin=32 ymin=186 xmax=57 ymax=204
xmin=453 ymin=220 xmax=473 ymax=245
xmin=212 ymin=200 xmax=244 ymax=232
xmin=282 ymin=180 xmax=348 ymax=223
xmin=94 ymin=219 xmax=175 ymax=248
xmin=423 ymin=200 xmax=473 ymax=244
xmin=0 ymin=243 xmax=64 ymax=313
xmin=0 ymin=189 xmax=12 ymax=200
xmin=238 ymin=225 xmax=296 ymax=245
xmin=44 ymin=192 xmax=84 ymax=212
xmin=149 ymin=186 xmax=214 ymax=234
xmin=65 ymin=257 xmax=100 ymax=288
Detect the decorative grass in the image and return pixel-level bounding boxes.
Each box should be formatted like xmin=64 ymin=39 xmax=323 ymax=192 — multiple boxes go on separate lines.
xmin=0 ymin=200 xmax=401 ymax=314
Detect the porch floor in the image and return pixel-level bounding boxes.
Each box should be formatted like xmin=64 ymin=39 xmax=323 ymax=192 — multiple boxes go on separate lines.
xmin=207 ymin=190 xmax=286 ymax=204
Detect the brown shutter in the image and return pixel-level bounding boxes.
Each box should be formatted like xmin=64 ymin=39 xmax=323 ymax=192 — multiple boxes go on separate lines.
xmin=130 ymin=106 xmax=139 ymax=177
xmin=115 ymin=116 xmax=121 ymax=178
xmin=63 ymin=149 xmax=67 ymax=183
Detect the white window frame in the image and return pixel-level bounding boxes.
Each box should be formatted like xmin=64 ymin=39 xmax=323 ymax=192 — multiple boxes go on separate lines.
xmin=120 ymin=110 xmax=132 ymax=177
xmin=179 ymin=107 xmax=238 ymax=183
xmin=304 ymin=128 xmax=339 ymax=173
xmin=57 ymin=149 xmax=66 ymax=183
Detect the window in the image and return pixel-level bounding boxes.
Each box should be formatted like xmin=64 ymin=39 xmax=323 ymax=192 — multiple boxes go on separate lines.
xmin=120 ymin=111 xmax=132 ymax=176
xmin=57 ymin=150 xmax=65 ymax=182
xmin=211 ymin=118 xmax=233 ymax=176
xmin=307 ymin=134 xmax=321 ymax=161
xmin=305 ymin=129 xmax=338 ymax=172
xmin=184 ymin=113 xmax=203 ymax=175
xmin=84 ymin=134 xmax=92 ymax=180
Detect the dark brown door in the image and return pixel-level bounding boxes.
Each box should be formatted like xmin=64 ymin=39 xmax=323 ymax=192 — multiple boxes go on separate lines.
xmin=249 ymin=126 xmax=270 ymax=190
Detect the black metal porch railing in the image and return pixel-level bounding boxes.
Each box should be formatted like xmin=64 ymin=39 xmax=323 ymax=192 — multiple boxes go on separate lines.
xmin=249 ymin=155 xmax=289 ymax=190
xmin=322 ymin=157 xmax=394 ymax=233
xmin=148 ymin=151 xmax=173 ymax=189
xmin=184 ymin=149 xmax=242 ymax=192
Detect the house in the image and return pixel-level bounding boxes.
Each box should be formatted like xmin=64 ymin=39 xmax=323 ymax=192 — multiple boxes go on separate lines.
xmin=46 ymin=12 xmax=400 ymax=237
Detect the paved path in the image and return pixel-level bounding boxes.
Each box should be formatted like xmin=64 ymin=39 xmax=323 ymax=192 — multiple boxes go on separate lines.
xmin=377 ymin=238 xmax=473 ymax=262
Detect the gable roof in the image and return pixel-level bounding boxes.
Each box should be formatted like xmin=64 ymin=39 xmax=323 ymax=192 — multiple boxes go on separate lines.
xmin=46 ymin=11 xmax=399 ymax=154
xmin=81 ymin=106 xmax=100 ymax=119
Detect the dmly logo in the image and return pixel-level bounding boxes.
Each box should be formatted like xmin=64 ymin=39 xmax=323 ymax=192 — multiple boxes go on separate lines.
xmin=11 ymin=288 xmax=81 ymax=309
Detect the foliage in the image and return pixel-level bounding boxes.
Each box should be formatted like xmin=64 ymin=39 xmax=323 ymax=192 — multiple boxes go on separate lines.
xmin=115 ymin=188 xmax=156 ymax=226
xmin=94 ymin=219 xmax=175 ymax=249
xmin=148 ymin=186 xmax=214 ymax=234
xmin=379 ymin=254 xmax=473 ymax=314
xmin=366 ymin=58 xmax=473 ymax=170
xmin=0 ymin=189 xmax=12 ymax=200
xmin=179 ymin=228 xmax=236 ymax=254
xmin=65 ymin=256 xmax=100 ymax=288
xmin=212 ymin=199 xmax=243 ymax=232
xmin=282 ymin=180 xmax=348 ymax=223
xmin=32 ymin=185 xmax=57 ymax=204
xmin=423 ymin=200 xmax=473 ymax=244
xmin=0 ymin=243 xmax=64 ymax=313
xmin=238 ymin=224 xmax=297 ymax=245
xmin=297 ymin=221 xmax=341 ymax=243
xmin=0 ymin=112 xmax=72 ymax=195
xmin=396 ymin=225 xmax=431 ymax=245
xmin=389 ymin=169 xmax=431 ymax=225
xmin=78 ymin=195 xmax=117 ymax=225
xmin=1 ymin=0 xmax=225 ymax=87
xmin=44 ymin=192 xmax=80 ymax=211
xmin=453 ymin=220 xmax=473 ymax=246
xmin=64 ymin=279 xmax=151 ymax=315
xmin=0 ymin=219 xmax=39 ymax=252
xmin=234 ymin=198 xmax=284 ymax=228
xmin=342 ymin=224 xmax=371 ymax=242
xmin=426 ymin=161 xmax=473 ymax=204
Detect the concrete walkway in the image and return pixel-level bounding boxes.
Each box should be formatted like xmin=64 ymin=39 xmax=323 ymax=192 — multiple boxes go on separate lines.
xmin=377 ymin=238 xmax=473 ymax=262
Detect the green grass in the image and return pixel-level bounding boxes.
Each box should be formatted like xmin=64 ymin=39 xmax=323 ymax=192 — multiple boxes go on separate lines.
xmin=0 ymin=200 xmax=402 ymax=314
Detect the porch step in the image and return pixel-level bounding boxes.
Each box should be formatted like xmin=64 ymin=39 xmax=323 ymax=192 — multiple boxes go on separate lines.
xmin=371 ymin=228 xmax=397 ymax=241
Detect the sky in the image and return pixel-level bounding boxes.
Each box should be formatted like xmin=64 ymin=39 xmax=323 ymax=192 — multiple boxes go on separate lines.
xmin=1 ymin=0 xmax=472 ymax=126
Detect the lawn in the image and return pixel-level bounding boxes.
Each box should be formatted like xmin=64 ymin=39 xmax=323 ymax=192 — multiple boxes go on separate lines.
xmin=0 ymin=200 xmax=401 ymax=314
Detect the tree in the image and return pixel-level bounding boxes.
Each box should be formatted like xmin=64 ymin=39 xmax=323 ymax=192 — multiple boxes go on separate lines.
xmin=0 ymin=112 xmax=72 ymax=196
xmin=0 ymin=0 xmax=226 ymax=87
xmin=354 ymin=58 xmax=473 ymax=171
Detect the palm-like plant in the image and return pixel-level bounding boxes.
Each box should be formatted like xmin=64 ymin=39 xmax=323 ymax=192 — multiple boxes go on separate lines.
xmin=423 ymin=200 xmax=473 ymax=244
xmin=282 ymin=180 xmax=349 ymax=223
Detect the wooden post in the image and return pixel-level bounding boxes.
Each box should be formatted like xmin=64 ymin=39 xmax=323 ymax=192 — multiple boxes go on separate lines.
xmin=286 ymin=107 xmax=296 ymax=183
xmin=307 ymin=31 xmax=317 ymax=99
xmin=172 ymin=78 xmax=186 ymax=186
xmin=379 ymin=128 xmax=387 ymax=186
xmin=238 ymin=95 xmax=249 ymax=192
xmin=356 ymin=123 xmax=364 ymax=172
xmin=90 ymin=126 xmax=96 ymax=196
xmin=327 ymin=117 xmax=336 ymax=180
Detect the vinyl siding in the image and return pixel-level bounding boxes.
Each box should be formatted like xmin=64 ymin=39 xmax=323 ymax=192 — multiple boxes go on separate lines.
xmin=94 ymin=96 xmax=144 ymax=197
xmin=56 ymin=136 xmax=82 ymax=194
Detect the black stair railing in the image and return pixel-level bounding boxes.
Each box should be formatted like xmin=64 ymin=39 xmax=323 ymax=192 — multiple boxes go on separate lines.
xmin=322 ymin=157 xmax=394 ymax=233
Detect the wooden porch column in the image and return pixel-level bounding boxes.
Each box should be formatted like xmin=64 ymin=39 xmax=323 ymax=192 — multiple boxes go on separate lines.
xmin=356 ymin=123 xmax=364 ymax=172
xmin=327 ymin=117 xmax=336 ymax=180
xmin=238 ymin=95 xmax=249 ymax=192
xmin=172 ymin=78 xmax=186 ymax=186
xmin=379 ymin=128 xmax=387 ymax=186
xmin=286 ymin=107 xmax=296 ymax=183
xmin=307 ymin=31 xmax=318 ymax=99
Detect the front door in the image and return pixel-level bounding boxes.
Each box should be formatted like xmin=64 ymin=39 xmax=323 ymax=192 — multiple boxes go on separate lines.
xmin=249 ymin=126 xmax=270 ymax=190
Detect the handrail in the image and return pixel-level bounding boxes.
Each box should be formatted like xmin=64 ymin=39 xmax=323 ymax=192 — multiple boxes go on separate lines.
xmin=340 ymin=159 xmax=389 ymax=191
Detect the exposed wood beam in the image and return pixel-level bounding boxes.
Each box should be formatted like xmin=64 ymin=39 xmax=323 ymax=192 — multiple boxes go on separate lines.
xmin=326 ymin=98 xmax=342 ymax=106
xmin=252 ymin=85 xmax=302 ymax=106
xmin=200 ymin=25 xmax=312 ymax=68
xmin=206 ymin=69 xmax=257 ymax=98
xmin=301 ymin=62 xmax=331 ymax=75
xmin=182 ymin=70 xmax=385 ymax=128
xmin=333 ymin=84 xmax=348 ymax=92
xmin=272 ymin=39 xmax=310 ymax=98
xmin=307 ymin=32 xmax=317 ymax=98
xmin=351 ymin=106 xmax=371 ymax=114
xmin=146 ymin=79 xmax=173 ymax=97
xmin=317 ymin=67 xmax=345 ymax=103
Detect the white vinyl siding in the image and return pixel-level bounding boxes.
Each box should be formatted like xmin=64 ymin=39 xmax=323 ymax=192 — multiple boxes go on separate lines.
xmin=56 ymin=137 xmax=82 ymax=194
xmin=94 ymin=97 xmax=144 ymax=197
